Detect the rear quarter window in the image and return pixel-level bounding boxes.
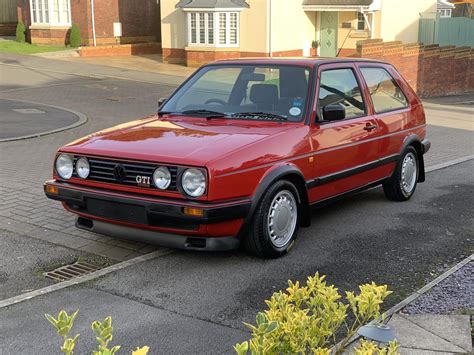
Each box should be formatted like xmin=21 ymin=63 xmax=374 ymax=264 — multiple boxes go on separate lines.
xmin=360 ymin=67 xmax=409 ymax=114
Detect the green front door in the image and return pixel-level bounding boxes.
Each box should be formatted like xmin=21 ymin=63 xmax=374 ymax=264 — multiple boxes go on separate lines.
xmin=320 ymin=12 xmax=338 ymax=57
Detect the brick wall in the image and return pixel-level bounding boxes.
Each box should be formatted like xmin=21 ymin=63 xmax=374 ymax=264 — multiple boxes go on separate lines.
xmin=174 ymin=48 xmax=304 ymax=67
xmin=19 ymin=0 xmax=160 ymax=46
xmin=185 ymin=50 xmax=240 ymax=67
xmin=0 ymin=23 xmax=16 ymax=36
xmin=355 ymin=39 xmax=474 ymax=98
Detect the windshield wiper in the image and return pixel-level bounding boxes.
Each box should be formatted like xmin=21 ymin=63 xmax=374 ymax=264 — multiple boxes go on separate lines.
xmin=181 ymin=109 xmax=227 ymax=119
xmin=158 ymin=109 xmax=227 ymax=118
xmin=231 ymin=112 xmax=288 ymax=121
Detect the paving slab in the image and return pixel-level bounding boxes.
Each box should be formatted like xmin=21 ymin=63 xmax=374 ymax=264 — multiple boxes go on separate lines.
xmin=388 ymin=315 xmax=466 ymax=353
xmin=398 ymin=348 xmax=455 ymax=354
xmin=399 ymin=314 xmax=472 ymax=353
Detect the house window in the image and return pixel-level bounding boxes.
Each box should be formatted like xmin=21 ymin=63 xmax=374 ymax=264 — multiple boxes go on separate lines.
xmin=357 ymin=12 xmax=366 ymax=31
xmin=187 ymin=11 xmax=239 ymax=47
xmin=30 ymin=0 xmax=71 ymax=26
xmin=438 ymin=9 xmax=452 ymax=17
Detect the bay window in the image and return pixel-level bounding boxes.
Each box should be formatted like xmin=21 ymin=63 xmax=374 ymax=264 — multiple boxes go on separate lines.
xmin=187 ymin=11 xmax=240 ymax=47
xmin=30 ymin=0 xmax=71 ymax=26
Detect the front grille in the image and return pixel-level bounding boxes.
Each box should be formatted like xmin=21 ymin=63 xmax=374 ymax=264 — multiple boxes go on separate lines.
xmin=73 ymin=156 xmax=178 ymax=191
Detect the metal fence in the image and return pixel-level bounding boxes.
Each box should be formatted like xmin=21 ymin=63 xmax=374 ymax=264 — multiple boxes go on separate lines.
xmin=419 ymin=14 xmax=474 ymax=47
xmin=0 ymin=0 xmax=18 ymax=23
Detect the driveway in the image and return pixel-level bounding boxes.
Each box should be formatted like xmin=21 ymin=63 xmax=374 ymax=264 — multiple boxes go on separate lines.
xmin=0 ymin=160 xmax=472 ymax=354
xmin=0 ymin=52 xmax=472 ymax=353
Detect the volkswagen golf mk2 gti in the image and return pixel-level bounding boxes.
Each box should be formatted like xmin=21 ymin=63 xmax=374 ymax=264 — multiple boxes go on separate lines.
xmin=45 ymin=58 xmax=430 ymax=258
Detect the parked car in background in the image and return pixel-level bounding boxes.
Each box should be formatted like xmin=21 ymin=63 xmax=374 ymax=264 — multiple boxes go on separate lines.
xmin=45 ymin=58 xmax=430 ymax=258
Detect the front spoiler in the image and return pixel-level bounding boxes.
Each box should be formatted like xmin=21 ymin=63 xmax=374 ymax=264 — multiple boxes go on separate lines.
xmin=76 ymin=217 xmax=240 ymax=251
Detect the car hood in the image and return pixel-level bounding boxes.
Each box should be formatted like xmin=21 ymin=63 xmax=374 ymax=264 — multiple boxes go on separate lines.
xmin=61 ymin=115 xmax=296 ymax=166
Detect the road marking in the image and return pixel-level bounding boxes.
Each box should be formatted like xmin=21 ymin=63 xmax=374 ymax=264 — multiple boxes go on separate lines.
xmin=0 ymin=156 xmax=472 ymax=309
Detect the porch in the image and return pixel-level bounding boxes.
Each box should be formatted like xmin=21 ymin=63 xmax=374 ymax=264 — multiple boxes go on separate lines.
xmin=302 ymin=0 xmax=380 ymax=57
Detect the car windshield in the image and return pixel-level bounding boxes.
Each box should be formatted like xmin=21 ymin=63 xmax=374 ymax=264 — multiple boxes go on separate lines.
xmin=160 ymin=65 xmax=311 ymax=122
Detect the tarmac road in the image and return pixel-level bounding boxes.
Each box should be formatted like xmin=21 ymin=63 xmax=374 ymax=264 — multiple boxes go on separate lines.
xmin=0 ymin=53 xmax=472 ymax=354
xmin=0 ymin=160 xmax=472 ymax=354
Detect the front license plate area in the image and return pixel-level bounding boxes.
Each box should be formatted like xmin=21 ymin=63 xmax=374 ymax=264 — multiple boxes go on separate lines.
xmin=87 ymin=198 xmax=148 ymax=225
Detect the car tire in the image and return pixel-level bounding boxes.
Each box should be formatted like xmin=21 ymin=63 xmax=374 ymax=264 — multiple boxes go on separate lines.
xmin=383 ymin=146 xmax=419 ymax=201
xmin=244 ymin=180 xmax=300 ymax=258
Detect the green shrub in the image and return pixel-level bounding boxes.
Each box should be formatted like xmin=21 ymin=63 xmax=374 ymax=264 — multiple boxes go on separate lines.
xmin=234 ymin=273 xmax=399 ymax=354
xmin=45 ymin=310 xmax=149 ymax=355
xmin=15 ymin=21 xmax=26 ymax=43
xmin=69 ymin=24 xmax=82 ymax=47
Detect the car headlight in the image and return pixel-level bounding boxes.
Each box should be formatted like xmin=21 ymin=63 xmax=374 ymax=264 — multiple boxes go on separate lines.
xmin=153 ymin=166 xmax=171 ymax=190
xmin=181 ymin=168 xmax=206 ymax=197
xmin=55 ymin=154 xmax=73 ymax=180
xmin=76 ymin=157 xmax=90 ymax=179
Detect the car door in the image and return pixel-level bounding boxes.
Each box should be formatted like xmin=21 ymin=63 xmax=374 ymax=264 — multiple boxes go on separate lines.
xmin=357 ymin=64 xmax=414 ymax=167
xmin=308 ymin=63 xmax=385 ymax=203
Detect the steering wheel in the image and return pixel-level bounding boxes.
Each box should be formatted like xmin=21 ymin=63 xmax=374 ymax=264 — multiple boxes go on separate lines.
xmin=204 ymin=99 xmax=227 ymax=105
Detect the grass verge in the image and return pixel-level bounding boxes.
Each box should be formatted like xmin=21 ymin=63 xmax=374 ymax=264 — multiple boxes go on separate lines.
xmin=0 ymin=40 xmax=69 ymax=55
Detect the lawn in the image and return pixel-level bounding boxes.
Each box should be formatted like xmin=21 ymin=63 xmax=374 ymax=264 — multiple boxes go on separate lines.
xmin=0 ymin=40 xmax=69 ymax=55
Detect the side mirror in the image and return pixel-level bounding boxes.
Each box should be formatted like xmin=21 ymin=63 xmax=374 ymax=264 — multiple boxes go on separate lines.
xmin=323 ymin=103 xmax=346 ymax=122
xmin=158 ymin=97 xmax=167 ymax=108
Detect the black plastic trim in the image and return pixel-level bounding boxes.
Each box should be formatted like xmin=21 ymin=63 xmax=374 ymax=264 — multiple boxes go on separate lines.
xmin=306 ymin=154 xmax=399 ymax=189
xmin=44 ymin=181 xmax=251 ymax=226
xmin=310 ymin=178 xmax=387 ymax=208
xmin=76 ymin=218 xmax=240 ymax=251
xmin=237 ymin=165 xmax=308 ymax=238
xmin=422 ymin=139 xmax=431 ymax=154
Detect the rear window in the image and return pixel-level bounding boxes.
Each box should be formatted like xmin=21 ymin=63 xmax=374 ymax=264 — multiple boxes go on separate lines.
xmin=360 ymin=67 xmax=408 ymax=114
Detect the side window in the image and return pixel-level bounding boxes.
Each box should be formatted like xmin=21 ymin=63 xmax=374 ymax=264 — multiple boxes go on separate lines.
xmin=318 ymin=68 xmax=366 ymax=120
xmin=360 ymin=67 xmax=408 ymax=113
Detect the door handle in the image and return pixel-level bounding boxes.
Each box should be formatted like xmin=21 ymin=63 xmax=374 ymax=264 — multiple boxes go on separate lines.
xmin=364 ymin=124 xmax=377 ymax=131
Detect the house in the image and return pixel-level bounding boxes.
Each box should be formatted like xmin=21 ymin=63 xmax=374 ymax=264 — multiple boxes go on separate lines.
xmin=16 ymin=0 xmax=161 ymax=46
xmin=0 ymin=0 xmax=18 ymax=36
xmin=437 ymin=0 xmax=455 ymax=17
xmin=449 ymin=0 xmax=473 ymax=18
xmin=161 ymin=0 xmax=437 ymax=67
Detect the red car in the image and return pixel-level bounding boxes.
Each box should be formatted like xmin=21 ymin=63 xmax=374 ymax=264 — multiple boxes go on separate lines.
xmin=45 ymin=58 xmax=430 ymax=258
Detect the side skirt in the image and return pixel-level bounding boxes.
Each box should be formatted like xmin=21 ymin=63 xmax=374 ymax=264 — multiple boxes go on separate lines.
xmin=309 ymin=178 xmax=388 ymax=210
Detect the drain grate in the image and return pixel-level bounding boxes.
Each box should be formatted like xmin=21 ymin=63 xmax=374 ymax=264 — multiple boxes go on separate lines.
xmin=44 ymin=262 xmax=101 ymax=282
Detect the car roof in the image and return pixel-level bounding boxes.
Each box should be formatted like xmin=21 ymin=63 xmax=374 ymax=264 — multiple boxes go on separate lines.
xmin=211 ymin=57 xmax=387 ymax=67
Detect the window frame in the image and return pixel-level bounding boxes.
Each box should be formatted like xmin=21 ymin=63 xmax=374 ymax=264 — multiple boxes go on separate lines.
xmin=186 ymin=11 xmax=240 ymax=48
xmin=438 ymin=9 xmax=452 ymax=17
xmin=356 ymin=12 xmax=366 ymax=32
xmin=30 ymin=0 xmax=71 ymax=27
xmin=159 ymin=63 xmax=314 ymax=123
xmin=359 ymin=66 xmax=410 ymax=115
xmin=316 ymin=66 xmax=368 ymax=123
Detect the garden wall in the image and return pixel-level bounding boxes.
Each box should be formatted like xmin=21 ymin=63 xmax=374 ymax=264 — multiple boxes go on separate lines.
xmin=354 ymin=39 xmax=474 ymax=98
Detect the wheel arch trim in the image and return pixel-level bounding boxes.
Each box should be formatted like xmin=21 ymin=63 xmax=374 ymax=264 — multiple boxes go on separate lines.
xmin=401 ymin=134 xmax=426 ymax=182
xmin=237 ymin=164 xmax=311 ymax=239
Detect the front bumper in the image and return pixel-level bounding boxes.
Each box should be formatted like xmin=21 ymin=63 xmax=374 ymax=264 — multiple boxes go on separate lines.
xmin=422 ymin=139 xmax=431 ymax=154
xmin=44 ymin=180 xmax=251 ymax=251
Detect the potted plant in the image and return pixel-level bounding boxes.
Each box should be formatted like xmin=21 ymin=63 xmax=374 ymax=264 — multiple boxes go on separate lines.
xmin=311 ymin=40 xmax=319 ymax=57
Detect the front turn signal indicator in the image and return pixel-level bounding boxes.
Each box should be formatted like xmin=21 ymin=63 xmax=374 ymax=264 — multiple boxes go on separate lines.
xmin=45 ymin=185 xmax=59 ymax=195
xmin=183 ymin=207 xmax=204 ymax=217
